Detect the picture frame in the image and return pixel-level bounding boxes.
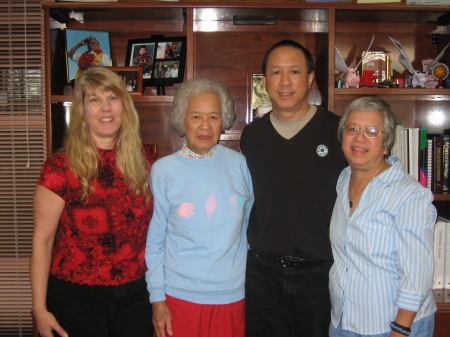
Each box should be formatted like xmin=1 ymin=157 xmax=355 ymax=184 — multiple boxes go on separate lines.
xmin=126 ymin=36 xmax=186 ymax=89
xmin=250 ymin=73 xmax=272 ymax=122
xmin=65 ymin=29 xmax=111 ymax=82
xmin=106 ymin=66 xmax=143 ymax=95
xmin=125 ymin=39 xmax=156 ymax=81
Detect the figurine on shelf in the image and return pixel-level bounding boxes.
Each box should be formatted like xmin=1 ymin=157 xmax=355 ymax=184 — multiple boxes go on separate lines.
xmin=432 ymin=63 xmax=449 ymax=87
xmin=360 ymin=70 xmax=378 ymax=86
xmin=436 ymin=79 xmax=445 ymax=89
xmin=389 ymin=36 xmax=450 ymax=88
xmin=335 ymin=35 xmax=375 ymax=88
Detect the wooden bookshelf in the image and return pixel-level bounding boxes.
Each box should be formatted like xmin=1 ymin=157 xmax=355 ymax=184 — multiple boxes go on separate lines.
xmin=43 ymin=3 xmax=450 ymax=334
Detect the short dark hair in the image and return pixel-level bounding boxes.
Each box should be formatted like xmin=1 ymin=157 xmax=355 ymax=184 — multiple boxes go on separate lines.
xmin=261 ymin=40 xmax=315 ymax=76
xmin=139 ymin=45 xmax=147 ymax=50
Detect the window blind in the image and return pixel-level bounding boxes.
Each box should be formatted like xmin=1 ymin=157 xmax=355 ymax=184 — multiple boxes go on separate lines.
xmin=0 ymin=0 xmax=46 ymax=336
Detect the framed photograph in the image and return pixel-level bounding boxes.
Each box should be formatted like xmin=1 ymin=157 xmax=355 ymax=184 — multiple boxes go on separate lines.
xmin=125 ymin=39 xmax=156 ymax=80
xmin=250 ymin=73 xmax=272 ymax=122
xmin=126 ymin=36 xmax=186 ymax=88
xmin=106 ymin=66 xmax=143 ymax=95
xmin=65 ymin=29 xmax=111 ymax=82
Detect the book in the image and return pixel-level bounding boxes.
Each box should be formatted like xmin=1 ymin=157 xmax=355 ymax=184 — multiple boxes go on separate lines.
xmin=419 ymin=129 xmax=428 ymax=187
xmin=434 ymin=288 xmax=444 ymax=302
xmin=442 ymin=135 xmax=449 ymax=194
xmin=434 ymin=218 xmax=446 ymax=289
xmin=445 ymin=289 xmax=450 ymax=302
xmin=427 ymin=139 xmax=433 ymax=190
xmin=403 ymin=127 xmax=409 ymax=174
xmin=392 ymin=124 xmax=406 ymax=170
xmin=430 ymin=135 xmax=444 ymax=194
xmin=406 ymin=128 xmax=419 ymax=181
xmin=443 ymin=217 xmax=450 ymax=289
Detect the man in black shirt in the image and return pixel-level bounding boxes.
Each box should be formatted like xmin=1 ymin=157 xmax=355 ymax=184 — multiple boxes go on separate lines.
xmin=241 ymin=40 xmax=347 ymax=337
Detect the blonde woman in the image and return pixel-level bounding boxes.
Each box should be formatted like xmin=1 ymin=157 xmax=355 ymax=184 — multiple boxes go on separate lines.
xmin=30 ymin=67 xmax=156 ymax=337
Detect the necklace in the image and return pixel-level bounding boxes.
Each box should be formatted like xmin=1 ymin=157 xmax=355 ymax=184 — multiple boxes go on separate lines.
xmin=349 ymin=161 xmax=386 ymax=209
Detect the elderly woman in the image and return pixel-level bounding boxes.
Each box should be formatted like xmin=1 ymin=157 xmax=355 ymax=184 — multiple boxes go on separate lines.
xmin=145 ymin=78 xmax=254 ymax=337
xmin=329 ymin=97 xmax=437 ymax=337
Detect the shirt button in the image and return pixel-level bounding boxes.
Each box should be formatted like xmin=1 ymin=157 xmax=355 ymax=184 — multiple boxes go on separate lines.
xmin=345 ymin=268 xmax=348 ymax=272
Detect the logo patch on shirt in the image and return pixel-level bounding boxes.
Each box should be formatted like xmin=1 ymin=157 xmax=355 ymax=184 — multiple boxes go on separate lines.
xmin=316 ymin=144 xmax=328 ymax=157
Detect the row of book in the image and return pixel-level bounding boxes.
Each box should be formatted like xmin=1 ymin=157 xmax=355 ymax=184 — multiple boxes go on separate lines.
xmin=390 ymin=125 xmax=449 ymax=194
xmin=433 ymin=216 xmax=450 ymax=291
xmin=391 ymin=126 xmax=450 ymax=291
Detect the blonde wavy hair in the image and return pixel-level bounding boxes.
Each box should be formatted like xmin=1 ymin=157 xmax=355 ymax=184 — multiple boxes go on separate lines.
xmin=62 ymin=67 xmax=151 ymax=201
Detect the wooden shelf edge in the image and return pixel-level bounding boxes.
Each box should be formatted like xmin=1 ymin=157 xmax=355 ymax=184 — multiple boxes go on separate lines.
xmin=335 ymin=88 xmax=450 ymax=96
xmin=42 ymin=1 xmax=450 ymax=11
xmin=433 ymin=194 xmax=450 ymax=201
xmin=437 ymin=301 xmax=450 ymax=311
xmin=50 ymin=95 xmax=174 ymax=103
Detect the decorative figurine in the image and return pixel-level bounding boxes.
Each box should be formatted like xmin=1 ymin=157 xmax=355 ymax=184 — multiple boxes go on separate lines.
xmin=431 ymin=62 xmax=448 ymax=89
xmin=389 ymin=36 xmax=450 ymax=88
xmin=432 ymin=63 xmax=449 ymax=82
xmin=335 ymin=35 xmax=375 ymax=88
xmin=360 ymin=70 xmax=378 ymax=86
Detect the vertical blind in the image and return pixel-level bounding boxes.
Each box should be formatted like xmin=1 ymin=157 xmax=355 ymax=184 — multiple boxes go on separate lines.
xmin=0 ymin=0 xmax=46 ymax=336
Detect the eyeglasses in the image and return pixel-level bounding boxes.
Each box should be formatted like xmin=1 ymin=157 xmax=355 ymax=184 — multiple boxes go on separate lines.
xmin=342 ymin=123 xmax=385 ymax=139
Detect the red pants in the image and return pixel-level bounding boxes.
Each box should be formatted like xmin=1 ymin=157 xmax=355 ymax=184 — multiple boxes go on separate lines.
xmin=165 ymin=295 xmax=245 ymax=337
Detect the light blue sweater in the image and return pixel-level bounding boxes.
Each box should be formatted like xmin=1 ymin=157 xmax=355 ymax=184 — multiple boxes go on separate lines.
xmin=145 ymin=145 xmax=254 ymax=305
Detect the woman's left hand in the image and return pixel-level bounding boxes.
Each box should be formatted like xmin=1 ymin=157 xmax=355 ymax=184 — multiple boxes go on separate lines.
xmin=152 ymin=300 xmax=173 ymax=337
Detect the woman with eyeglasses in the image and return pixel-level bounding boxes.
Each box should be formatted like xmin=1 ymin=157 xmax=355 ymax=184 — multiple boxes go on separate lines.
xmin=329 ymin=97 xmax=437 ymax=337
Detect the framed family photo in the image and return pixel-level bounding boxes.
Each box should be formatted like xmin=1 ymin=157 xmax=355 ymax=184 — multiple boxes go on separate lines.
xmin=106 ymin=66 xmax=143 ymax=95
xmin=65 ymin=29 xmax=111 ymax=82
xmin=126 ymin=36 xmax=186 ymax=88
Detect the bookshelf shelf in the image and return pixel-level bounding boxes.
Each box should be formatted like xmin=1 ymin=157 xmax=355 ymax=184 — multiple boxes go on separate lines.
xmin=50 ymin=95 xmax=174 ymax=103
xmin=334 ymin=88 xmax=450 ymax=96
xmin=433 ymin=194 xmax=450 ymax=202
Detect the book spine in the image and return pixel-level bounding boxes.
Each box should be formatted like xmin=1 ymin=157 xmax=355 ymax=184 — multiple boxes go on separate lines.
xmin=433 ymin=136 xmax=444 ymax=194
xmin=419 ymin=129 xmax=428 ymax=188
xmin=445 ymin=221 xmax=450 ymax=289
xmin=427 ymin=139 xmax=433 ymax=190
xmin=442 ymin=135 xmax=449 ymax=194
xmin=406 ymin=128 xmax=419 ymax=181
xmin=434 ymin=220 xmax=446 ymax=289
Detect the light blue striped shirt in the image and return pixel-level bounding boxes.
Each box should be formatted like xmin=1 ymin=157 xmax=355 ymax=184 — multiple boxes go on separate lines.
xmin=329 ymin=157 xmax=437 ymax=334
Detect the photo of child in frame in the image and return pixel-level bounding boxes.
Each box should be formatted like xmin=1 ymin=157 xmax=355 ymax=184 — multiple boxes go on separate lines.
xmin=128 ymin=42 xmax=155 ymax=79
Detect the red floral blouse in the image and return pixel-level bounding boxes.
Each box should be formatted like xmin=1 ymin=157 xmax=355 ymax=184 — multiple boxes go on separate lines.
xmin=37 ymin=146 xmax=157 ymax=286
